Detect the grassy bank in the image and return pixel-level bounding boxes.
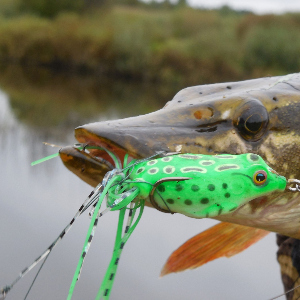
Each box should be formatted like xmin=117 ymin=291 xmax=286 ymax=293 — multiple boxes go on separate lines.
xmin=1 ymin=5 xmax=300 ymax=85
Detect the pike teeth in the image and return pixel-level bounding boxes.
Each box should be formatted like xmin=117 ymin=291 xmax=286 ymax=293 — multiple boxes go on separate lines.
xmin=175 ymin=145 xmax=182 ymax=152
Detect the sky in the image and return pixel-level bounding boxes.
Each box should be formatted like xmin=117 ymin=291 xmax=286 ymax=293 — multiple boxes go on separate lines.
xmin=188 ymin=0 xmax=300 ymax=14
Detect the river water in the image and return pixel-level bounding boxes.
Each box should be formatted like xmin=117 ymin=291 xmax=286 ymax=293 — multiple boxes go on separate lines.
xmin=0 ymin=65 xmax=283 ymax=300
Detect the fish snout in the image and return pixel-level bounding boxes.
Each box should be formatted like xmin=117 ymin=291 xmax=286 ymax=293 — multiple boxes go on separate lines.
xmin=59 ymin=146 xmax=113 ymax=187
xmin=74 ymin=109 xmax=197 ymax=158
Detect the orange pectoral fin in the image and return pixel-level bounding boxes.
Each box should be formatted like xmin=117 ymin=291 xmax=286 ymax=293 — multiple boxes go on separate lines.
xmin=160 ymin=222 xmax=269 ymax=276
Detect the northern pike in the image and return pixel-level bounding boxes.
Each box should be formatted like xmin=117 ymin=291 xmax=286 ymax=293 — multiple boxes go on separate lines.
xmin=59 ymin=73 xmax=300 ymax=297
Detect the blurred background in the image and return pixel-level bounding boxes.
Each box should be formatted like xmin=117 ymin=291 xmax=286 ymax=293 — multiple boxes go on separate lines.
xmin=1 ymin=1 xmax=300 ymax=299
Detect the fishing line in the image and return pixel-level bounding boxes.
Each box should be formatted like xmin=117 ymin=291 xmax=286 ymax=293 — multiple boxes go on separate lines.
xmin=75 ymin=144 xmax=122 ymax=169
xmin=121 ymin=150 xmax=166 ymax=173
xmin=31 ymin=145 xmax=121 ymax=168
xmin=67 ymin=173 xmax=139 ymax=299
xmin=2 ymin=145 xmax=163 ymax=299
xmin=93 ymin=156 xmax=115 ymax=170
xmin=102 ymin=152 xmax=164 ymax=195
xmin=0 ymin=180 xmax=105 ymax=298
xmin=269 ymin=280 xmax=300 ymax=300
xmin=83 ymin=153 xmax=157 ymax=215
xmin=80 ymin=191 xmax=102 ymax=215
xmin=23 ymin=252 xmax=50 ymax=300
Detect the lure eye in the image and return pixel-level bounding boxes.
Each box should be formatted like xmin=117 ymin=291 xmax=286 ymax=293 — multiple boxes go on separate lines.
xmin=253 ymin=170 xmax=267 ymax=186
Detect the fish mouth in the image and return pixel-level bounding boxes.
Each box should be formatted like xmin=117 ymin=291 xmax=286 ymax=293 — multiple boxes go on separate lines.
xmin=59 ymin=111 xmax=173 ymax=187
xmin=59 ymin=108 xmax=181 ymax=186
xmin=58 ymin=97 xmax=254 ymax=187
xmin=59 ymin=146 xmax=115 ymax=187
xmin=59 ymin=140 xmax=138 ymax=188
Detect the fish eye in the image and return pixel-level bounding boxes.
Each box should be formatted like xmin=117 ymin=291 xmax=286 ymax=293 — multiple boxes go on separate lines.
xmin=234 ymin=100 xmax=269 ymax=141
xmin=253 ymin=170 xmax=267 ymax=186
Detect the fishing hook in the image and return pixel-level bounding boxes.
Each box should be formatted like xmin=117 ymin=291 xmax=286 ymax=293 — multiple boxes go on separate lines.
xmin=149 ymin=177 xmax=191 ymax=214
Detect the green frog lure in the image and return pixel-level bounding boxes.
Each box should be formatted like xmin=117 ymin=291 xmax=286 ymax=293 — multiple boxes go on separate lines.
xmin=1 ymin=147 xmax=299 ymax=300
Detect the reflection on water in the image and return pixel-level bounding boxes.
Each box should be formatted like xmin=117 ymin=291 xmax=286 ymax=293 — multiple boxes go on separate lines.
xmin=0 ymin=65 xmax=283 ymax=300
xmin=0 ymin=64 xmax=177 ymax=140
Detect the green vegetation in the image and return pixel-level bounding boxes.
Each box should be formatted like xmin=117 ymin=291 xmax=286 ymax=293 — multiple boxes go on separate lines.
xmin=20 ymin=0 xmax=85 ymax=18
xmin=0 ymin=2 xmax=299 ymax=85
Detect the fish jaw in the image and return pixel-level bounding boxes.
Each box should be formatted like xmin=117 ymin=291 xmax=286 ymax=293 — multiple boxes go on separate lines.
xmin=59 ymin=146 xmax=113 ymax=187
xmin=60 ymin=73 xmax=300 ymax=238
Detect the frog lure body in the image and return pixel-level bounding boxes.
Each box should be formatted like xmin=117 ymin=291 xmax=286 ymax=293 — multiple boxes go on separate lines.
xmin=128 ymin=153 xmax=287 ymax=218
xmin=0 ymin=150 xmax=291 ymax=300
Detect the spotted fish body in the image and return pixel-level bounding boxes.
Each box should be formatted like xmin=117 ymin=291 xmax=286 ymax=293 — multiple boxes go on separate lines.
xmin=129 ymin=153 xmax=287 ymax=218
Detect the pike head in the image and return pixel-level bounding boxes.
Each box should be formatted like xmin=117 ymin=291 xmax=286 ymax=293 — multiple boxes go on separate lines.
xmin=60 ymin=73 xmax=300 ymax=238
